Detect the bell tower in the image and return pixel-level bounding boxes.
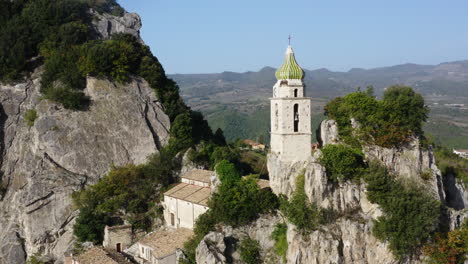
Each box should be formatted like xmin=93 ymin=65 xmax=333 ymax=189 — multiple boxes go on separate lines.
xmin=270 ymin=45 xmax=311 ymax=161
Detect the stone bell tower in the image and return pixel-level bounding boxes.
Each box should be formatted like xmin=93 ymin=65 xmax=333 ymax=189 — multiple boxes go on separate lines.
xmin=270 ymin=45 xmax=311 ymax=161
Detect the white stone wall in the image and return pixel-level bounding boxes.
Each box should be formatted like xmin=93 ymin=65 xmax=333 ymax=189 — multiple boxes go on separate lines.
xmin=177 ymin=200 xmax=194 ymax=229
xmin=163 ymin=195 xmax=209 ymax=229
xmin=103 ymin=225 xmax=132 ymax=252
xmin=193 ymin=204 xmax=209 ymax=222
xmin=270 ymin=79 xmax=312 ymax=162
xmin=163 ymin=196 xmax=177 ymax=227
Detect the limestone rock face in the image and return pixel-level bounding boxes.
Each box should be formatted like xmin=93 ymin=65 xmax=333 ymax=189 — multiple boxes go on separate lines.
xmin=318 ymin=119 xmax=339 ymax=146
xmin=262 ymin=119 xmax=467 ymax=263
xmin=0 ymin=74 xmax=170 ymax=264
xmin=91 ymin=10 xmax=142 ymax=41
xmin=196 ymin=214 xmax=283 ymax=264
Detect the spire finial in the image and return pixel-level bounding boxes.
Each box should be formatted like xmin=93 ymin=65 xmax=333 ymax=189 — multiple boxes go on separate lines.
xmin=288 ymin=34 xmax=291 ymax=45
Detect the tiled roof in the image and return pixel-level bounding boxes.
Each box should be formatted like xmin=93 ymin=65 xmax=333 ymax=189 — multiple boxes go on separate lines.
xmin=76 ymin=247 xmax=132 ymax=264
xmin=164 ymin=183 xmax=210 ymax=206
xmin=181 ymin=169 xmax=213 ymax=183
xmin=139 ymin=228 xmax=194 ymax=259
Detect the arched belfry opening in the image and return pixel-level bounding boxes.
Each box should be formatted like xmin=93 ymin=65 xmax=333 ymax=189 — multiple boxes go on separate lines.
xmin=293 ymin=104 xmax=299 ymax=132
xmin=294 ymin=89 xmax=298 ymax=97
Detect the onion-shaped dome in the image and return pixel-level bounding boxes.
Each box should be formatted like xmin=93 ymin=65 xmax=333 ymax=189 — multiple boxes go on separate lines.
xmin=275 ymin=45 xmax=304 ymax=80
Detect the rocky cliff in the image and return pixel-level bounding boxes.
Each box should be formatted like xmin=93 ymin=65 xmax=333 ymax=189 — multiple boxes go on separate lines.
xmin=0 ymin=11 xmax=171 ymax=264
xmin=195 ymin=119 xmax=467 ymax=264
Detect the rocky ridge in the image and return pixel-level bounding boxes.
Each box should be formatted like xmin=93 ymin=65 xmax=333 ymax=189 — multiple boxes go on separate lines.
xmin=195 ymin=119 xmax=467 ymax=264
xmin=0 ymin=11 xmax=171 ymax=264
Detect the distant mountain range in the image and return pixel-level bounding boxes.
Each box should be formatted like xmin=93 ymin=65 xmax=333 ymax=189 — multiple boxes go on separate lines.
xmin=171 ymin=60 xmax=468 ymax=108
xmin=170 ymin=60 xmax=468 ymax=148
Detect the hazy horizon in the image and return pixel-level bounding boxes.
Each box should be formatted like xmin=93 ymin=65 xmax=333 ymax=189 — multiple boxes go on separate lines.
xmin=119 ymin=0 xmax=468 ymax=74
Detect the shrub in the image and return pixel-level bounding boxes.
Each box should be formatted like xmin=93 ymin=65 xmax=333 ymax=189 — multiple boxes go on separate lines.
xmin=24 ymin=109 xmax=38 ymax=127
xmin=319 ymin=144 xmax=366 ymax=182
xmin=215 ymin=160 xmax=241 ymax=184
xmin=72 ymin=147 xmax=179 ymax=243
xmin=280 ymin=173 xmax=320 ymax=235
xmin=424 ymin=219 xmax=468 ymax=264
xmin=209 ymin=175 xmax=279 ymax=227
xmin=27 ymin=255 xmax=46 ymax=264
xmin=364 ymin=161 xmax=441 ymax=259
xmin=324 ymin=86 xmax=428 ymax=148
xmin=239 ymin=237 xmax=261 ymax=264
xmin=271 ymin=223 xmax=288 ymax=260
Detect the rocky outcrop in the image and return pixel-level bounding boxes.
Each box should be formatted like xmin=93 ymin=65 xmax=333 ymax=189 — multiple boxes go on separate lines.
xmin=0 ymin=73 xmax=170 ymax=264
xmin=196 ymin=214 xmax=282 ymax=264
xmin=91 ymin=10 xmax=142 ymax=41
xmin=264 ymin=119 xmax=467 ymax=263
xmin=318 ymin=119 xmax=339 ymax=146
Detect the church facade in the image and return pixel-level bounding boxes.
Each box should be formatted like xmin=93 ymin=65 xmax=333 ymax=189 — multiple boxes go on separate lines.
xmin=270 ymin=45 xmax=312 ymax=161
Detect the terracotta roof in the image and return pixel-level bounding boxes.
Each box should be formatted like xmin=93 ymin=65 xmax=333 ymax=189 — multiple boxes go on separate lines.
xmin=243 ymin=139 xmax=260 ymax=146
xmin=139 ymin=228 xmax=194 ymax=259
xmin=76 ymin=247 xmax=132 ymax=264
xmin=182 ymin=169 xmax=213 ymax=183
xmin=164 ymin=183 xmax=211 ymax=206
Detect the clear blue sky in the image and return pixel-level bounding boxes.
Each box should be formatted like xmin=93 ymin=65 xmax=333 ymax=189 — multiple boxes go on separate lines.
xmin=118 ymin=0 xmax=468 ymax=74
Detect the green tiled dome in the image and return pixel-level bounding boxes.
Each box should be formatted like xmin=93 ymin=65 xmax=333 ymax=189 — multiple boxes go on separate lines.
xmin=275 ymin=46 xmax=304 ymax=80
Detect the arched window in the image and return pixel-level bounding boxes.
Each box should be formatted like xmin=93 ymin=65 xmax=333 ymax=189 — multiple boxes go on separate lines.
xmin=294 ymin=89 xmax=298 ymax=97
xmin=293 ymin=104 xmax=299 ymax=132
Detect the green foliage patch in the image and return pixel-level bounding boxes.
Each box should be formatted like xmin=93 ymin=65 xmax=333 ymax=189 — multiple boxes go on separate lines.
xmin=319 ymin=144 xmax=366 ymax=182
xmin=364 ymin=161 xmax=441 ymax=259
xmin=279 ymin=172 xmax=321 ymax=235
xmin=24 ymin=109 xmax=38 ymax=127
xmin=324 ymin=86 xmax=428 ymax=148
xmin=271 ymin=223 xmax=288 ymax=260
xmin=424 ymin=219 xmax=468 ymax=264
xmin=182 ymin=161 xmax=278 ymax=263
xmin=72 ymin=149 xmax=179 ymax=243
xmin=239 ymin=237 xmax=261 ymax=264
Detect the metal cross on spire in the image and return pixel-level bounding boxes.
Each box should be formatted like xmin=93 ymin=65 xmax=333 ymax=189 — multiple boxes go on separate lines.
xmin=288 ymin=34 xmax=292 ymax=45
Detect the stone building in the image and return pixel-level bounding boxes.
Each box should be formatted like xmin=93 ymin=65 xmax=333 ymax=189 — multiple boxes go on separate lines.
xmin=135 ymin=228 xmax=193 ymax=264
xmin=270 ymin=45 xmax=312 ymax=161
xmin=103 ymin=225 xmax=133 ymax=253
xmin=163 ymin=169 xmax=212 ymax=229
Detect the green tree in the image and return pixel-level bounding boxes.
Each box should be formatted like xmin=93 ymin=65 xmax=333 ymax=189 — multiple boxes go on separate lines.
xmin=169 ymin=113 xmax=194 ymax=152
xmin=319 ymin=144 xmax=366 ymax=182
xmin=239 ymin=237 xmax=261 ymax=264
xmin=364 ymin=161 xmax=441 ymax=259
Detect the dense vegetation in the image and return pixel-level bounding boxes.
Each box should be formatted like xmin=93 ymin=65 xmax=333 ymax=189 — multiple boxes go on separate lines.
xmin=271 ymin=223 xmax=288 ymax=261
xmin=0 ymin=0 xmax=121 ymax=81
xmin=324 ymin=86 xmax=428 ymax=148
xmin=181 ymin=161 xmax=279 ymax=263
xmin=239 ymin=237 xmax=261 ymax=264
xmin=319 ymin=144 xmax=366 ymax=182
xmin=364 ymin=162 xmax=441 ymax=259
xmin=72 ymin=151 xmax=179 ymax=242
xmin=279 ymin=173 xmax=321 ymax=235
xmin=319 ymin=142 xmax=442 ymax=259
xmin=424 ymin=219 xmax=468 ymax=264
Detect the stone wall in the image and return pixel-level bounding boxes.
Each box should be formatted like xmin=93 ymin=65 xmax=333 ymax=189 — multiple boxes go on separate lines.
xmin=103 ymin=225 xmax=132 ymax=252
